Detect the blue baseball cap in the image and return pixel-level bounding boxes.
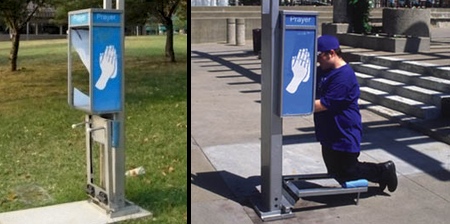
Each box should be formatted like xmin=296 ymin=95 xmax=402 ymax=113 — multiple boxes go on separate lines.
xmin=317 ymin=35 xmax=340 ymax=53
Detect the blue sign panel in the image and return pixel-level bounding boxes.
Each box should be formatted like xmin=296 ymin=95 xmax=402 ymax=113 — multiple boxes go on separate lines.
xmin=92 ymin=26 xmax=122 ymax=113
xmin=70 ymin=12 xmax=89 ymax=26
xmin=280 ymin=12 xmax=317 ymax=116
xmin=285 ymin=15 xmax=316 ymax=26
xmin=68 ymin=9 xmax=124 ymax=114
xmin=93 ymin=12 xmax=122 ymax=24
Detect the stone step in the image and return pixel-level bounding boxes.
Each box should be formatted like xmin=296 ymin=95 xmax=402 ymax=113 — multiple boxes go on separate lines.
xmin=431 ymin=11 xmax=450 ymax=18
xmin=350 ymin=62 xmax=450 ymax=93
xmin=359 ymin=86 xmax=440 ymax=119
xmin=359 ymin=55 xmax=450 ymax=80
xmin=358 ymin=99 xmax=415 ymax=122
xmin=355 ymin=72 xmax=449 ymax=108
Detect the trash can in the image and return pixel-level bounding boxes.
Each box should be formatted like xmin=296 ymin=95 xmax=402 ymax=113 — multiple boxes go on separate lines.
xmin=252 ymin=28 xmax=261 ymax=55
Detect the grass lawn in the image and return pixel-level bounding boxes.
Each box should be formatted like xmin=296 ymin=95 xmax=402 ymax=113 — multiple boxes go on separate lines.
xmin=0 ymin=35 xmax=187 ymax=223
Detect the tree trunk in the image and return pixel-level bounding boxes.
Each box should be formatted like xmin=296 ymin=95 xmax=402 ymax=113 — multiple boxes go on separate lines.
xmin=165 ymin=19 xmax=176 ymax=63
xmin=10 ymin=32 xmax=20 ymax=72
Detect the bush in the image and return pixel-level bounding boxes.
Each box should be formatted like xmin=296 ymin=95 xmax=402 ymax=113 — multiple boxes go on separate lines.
xmin=348 ymin=0 xmax=372 ymax=34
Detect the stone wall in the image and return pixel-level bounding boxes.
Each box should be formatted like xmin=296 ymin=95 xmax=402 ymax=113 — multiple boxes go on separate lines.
xmin=337 ymin=33 xmax=430 ymax=53
xmin=191 ymin=6 xmax=333 ymax=44
xmin=383 ymin=8 xmax=431 ymax=37
xmin=191 ymin=17 xmax=261 ymax=44
xmin=192 ymin=6 xmax=450 ymax=44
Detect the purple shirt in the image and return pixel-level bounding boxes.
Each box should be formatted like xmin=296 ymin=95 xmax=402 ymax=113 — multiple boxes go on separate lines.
xmin=314 ymin=64 xmax=362 ymax=153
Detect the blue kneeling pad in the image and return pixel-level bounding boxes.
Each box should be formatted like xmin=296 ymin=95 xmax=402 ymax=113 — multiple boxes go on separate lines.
xmin=342 ymin=179 xmax=368 ymax=188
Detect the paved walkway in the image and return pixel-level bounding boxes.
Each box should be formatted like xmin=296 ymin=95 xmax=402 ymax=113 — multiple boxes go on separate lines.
xmin=191 ymin=38 xmax=450 ymax=223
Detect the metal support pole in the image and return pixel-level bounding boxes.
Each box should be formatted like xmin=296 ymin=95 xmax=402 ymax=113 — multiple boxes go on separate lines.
xmin=115 ymin=0 xmax=126 ymax=211
xmin=68 ymin=3 xmax=151 ymax=221
xmin=101 ymin=0 xmax=110 ymax=203
xmin=116 ymin=0 xmax=125 ymax=10
xmin=98 ymin=0 xmax=126 ymax=212
xmin=257 ymin=0 xmax=286 ymax=220
xmin=103 ymin=0 xmax=112 ymax=9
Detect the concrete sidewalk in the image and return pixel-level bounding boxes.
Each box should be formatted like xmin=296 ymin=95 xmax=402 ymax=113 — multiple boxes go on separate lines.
xmin=191 ymin=41 xmax=450 ymax=224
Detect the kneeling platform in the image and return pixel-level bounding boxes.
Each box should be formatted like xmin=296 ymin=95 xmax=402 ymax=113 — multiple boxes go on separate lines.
xmin=282 ymin=173 xmax=368 ymax=211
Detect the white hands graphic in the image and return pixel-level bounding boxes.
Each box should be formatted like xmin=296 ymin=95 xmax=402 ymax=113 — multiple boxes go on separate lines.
xmin=95 ymin=45 xmax=118 ymax=90
xmin=286 ymin=48 xmax=311 ymax=94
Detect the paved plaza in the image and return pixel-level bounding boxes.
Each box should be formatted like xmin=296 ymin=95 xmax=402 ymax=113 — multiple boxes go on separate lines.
xmin=191 ymin=33 xmax=450 ymax=224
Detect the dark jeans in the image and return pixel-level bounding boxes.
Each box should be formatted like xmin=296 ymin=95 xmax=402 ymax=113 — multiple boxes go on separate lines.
xmin=321 ymin=145 xmax=383 ymax=184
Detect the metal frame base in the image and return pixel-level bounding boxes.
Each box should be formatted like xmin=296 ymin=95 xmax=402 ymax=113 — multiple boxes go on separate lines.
xmin=253 ymin=173 xmax=369 ymax=221
xmin=252 ymin=202 xmax=295 ymax=222
xmin=283 ymin=173 xmax=368 ymax=205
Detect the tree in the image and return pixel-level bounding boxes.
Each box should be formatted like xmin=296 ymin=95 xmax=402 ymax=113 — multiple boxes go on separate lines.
xmin=348 ymin=0 xmax=372 ymax=34
xmin=123 ymin=0 xmax=152 ymax=35
xmin=147 ymin=0 xmax=185 ymax=63
xmin=175 ymin=0 xmax=187 ymax=33
xmin=52 ymin=0 xmax=188 ymax=63
xmin=51 ymin=0 xmax=103 ymax=26
xmin=52 ymin=0 xmax=150 ymax=35
xmin=0 ymin=0 xmax=47 ymax=71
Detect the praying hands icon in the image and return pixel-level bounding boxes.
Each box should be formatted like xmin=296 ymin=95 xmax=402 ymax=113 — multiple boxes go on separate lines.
xmin=286 ymin=48 xmax=311 ymax=94
xmin=95 ymin=45 xmax=118 ymax=90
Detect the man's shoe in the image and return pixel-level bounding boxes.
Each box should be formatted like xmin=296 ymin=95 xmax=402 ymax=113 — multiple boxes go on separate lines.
xmin=382 ymin=161 xmax=398 ymax=192
xmin=379 ymin=181 xmax=387 ymax=192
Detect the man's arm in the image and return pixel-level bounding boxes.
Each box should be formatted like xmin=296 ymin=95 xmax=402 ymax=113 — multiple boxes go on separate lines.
xmin=314 ymin=99 xmax=328 ymax=112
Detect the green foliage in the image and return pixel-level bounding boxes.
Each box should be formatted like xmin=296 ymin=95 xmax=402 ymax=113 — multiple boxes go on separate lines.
xmin=0 ymin=0 xmax=51 ymax=71
xmin=51 ymin=0 xmax=103 ymax=25
xmin=124 ymin=0 xmax=151 ymax=26
xmin=0 ymin=0 xmax=44 ymax=31
xmin=175 ymin=0 xmax=187 ymax=21
xmin=348 ymin=0 xmax=372 ymax=34
xmin=49 ymin=0 xmax=187 ymax=62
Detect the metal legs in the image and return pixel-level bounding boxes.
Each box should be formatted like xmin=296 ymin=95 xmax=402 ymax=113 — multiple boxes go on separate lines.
xmin=83 ymin=115 xmax=139 ymax=217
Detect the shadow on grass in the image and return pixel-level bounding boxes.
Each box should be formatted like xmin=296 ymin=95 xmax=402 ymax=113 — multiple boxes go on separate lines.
xmin=125 ymin=184 xmax=186 ymax=217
